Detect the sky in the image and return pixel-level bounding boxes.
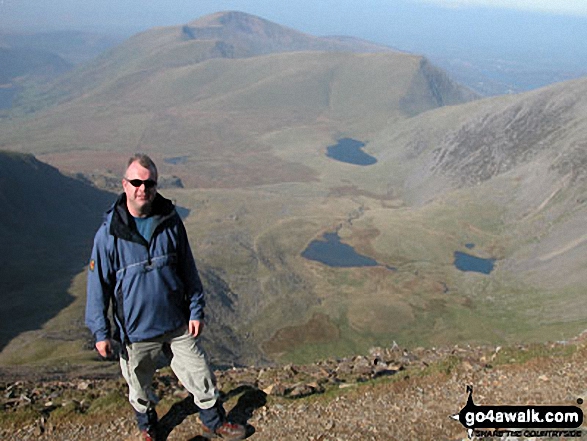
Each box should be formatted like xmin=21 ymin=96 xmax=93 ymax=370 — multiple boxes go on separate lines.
xmin=1 ymin=0 xmax=586 ymax=34
xmin=418 ymin=0 xmax=587 ymax=15
xmin=0 ymin=1 xmax=583 ymax=52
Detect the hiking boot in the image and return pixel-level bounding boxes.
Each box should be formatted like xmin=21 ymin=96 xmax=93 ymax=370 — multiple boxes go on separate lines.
xmin=202 ymin=421 xmax=247 ymax=440
xmin=140 ymin=427 xmax=158 ymax=441
xmin=136 ymin=408 xmax=159 ymax=441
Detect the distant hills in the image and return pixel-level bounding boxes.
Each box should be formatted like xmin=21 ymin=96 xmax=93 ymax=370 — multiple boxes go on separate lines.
xmin=0 ymin=11 xmax=476 ymax=187
xmin=9 ymin=11 xmax=407 ymax=111
xmin=0 ymin=45 xmax=71 ymax=111
xmin=0 ymin=30 xmax=124 ymax=115
xmin=181 ymin=11 xmax=400 ymax=55
xmin=0 ymin=30 xmax=125 ymax=65
xmin=1 ymin=11 xmax=587 ymax=370
xmin=0 ymin=47 xmax=71 ymax=85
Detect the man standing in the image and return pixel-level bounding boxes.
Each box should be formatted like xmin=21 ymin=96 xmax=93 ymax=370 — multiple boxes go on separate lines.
xmin=85 ymin=154 xmax=246 ymax=441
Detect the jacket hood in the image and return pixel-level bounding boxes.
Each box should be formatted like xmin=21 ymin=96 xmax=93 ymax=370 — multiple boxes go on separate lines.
xmin=108 ymin=193 xmax=177 ymax=243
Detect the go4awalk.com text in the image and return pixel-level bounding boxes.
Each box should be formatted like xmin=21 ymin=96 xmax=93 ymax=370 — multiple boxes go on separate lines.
xmin=451 ymin=386 xmax=583 ymax=438
xmin=474 ymin=430 xmax=582 ymax=438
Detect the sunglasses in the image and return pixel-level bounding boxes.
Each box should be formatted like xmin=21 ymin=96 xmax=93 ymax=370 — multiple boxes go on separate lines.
xmin=124 ymin=178 xmax=157 ymax=188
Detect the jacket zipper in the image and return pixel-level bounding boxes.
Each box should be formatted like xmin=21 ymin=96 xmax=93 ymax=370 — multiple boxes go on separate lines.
xmin=144 ymin=212 xmax=175 ymax=267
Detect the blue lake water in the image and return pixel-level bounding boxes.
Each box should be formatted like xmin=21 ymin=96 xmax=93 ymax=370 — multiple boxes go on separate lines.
xmin=164 ymin=156 xmax=189 ymax=165
xmin=176 ymin=206 xmax=191 ymax=219
xmin=302 ymin=232 xmax=380 ymax=268
xmin=326 ymin=138 xmax=377 ymax=166
xmin=454 ymin=251 xmax=495 ymax=274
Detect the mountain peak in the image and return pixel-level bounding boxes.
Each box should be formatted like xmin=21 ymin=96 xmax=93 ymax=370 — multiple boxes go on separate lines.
xmin=181 ymin=10 xmax=393 ymax=55
xmin=188 ymin=10 xmax=279 ymax=29
xmin=184 ymin=10 xmax=301 ymax=42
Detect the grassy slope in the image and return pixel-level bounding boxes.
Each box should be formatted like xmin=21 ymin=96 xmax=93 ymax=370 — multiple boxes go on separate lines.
xmin=181 ymin=77 xmax=587 ymax=364
xmin=0 ymin=51 xmax=435 ymax=153
xmin=4 ymin=74 xmax=587 ymax=368
xmin=161 ymin=128 xmax=587 ymax=365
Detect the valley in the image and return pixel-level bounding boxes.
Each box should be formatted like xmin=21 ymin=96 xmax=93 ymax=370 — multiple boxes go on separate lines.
xmin=1 ymin=11 xmax=587 ymax=374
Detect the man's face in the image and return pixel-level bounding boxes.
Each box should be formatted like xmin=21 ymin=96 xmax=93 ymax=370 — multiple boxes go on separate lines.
xmin=122 ymin=161 xmax=157 ymax=217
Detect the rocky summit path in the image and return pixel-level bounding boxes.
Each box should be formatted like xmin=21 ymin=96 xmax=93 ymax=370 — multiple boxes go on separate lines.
xmin=3 ymin=334 xmax=587 ymax=440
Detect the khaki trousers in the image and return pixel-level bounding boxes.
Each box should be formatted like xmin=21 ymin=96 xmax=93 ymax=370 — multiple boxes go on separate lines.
xmin=120 ymin=326 xmax=219 ymax=414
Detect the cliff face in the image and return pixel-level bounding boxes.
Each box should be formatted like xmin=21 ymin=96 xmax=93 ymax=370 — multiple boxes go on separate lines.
xmin=0 ymin=151 xmax=112 ymax=351
xmin=400 ymin=58 xmax=479 ymax=116
xmin=391 ymin=76 xmax=587 ymax=196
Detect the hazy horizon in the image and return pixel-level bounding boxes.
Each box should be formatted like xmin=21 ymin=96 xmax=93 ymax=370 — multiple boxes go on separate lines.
xmin=1 ymin=1 xmax=586 ymax=93
xmin=1 ymin=1 xmax=586 ymax=56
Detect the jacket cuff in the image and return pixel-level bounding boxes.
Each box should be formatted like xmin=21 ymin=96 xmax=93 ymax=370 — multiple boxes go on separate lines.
xmin=189 ymin=311 xmax=204 ymax=321
xmin=94 ymin=331 xmax=110 ymax=342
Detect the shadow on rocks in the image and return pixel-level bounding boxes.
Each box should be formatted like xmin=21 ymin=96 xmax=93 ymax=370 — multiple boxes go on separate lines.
xmin=157 ymin=385 xmax=266 ymax=440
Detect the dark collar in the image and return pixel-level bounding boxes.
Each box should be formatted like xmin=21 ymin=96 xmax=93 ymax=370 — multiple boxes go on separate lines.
xmin=109 ymin=193 xmax=176 ymax=243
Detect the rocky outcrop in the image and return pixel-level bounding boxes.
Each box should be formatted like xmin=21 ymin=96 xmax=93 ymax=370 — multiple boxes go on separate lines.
xmin=3 ymin=335 xmax=587 ymax=440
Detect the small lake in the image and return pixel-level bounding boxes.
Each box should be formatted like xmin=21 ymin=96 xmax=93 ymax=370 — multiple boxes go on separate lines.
xmin=176 ymin=206 xmax=191 ymax=219
xmin=302 ymin=232 xmax=380 ymax=268
xmin=164 ymin=156 xmax=189 ymax=165
xmin=453 ymin=251 xmax=496 ymax=275
xmin=326 ymin=138 xmax=377 ymax=166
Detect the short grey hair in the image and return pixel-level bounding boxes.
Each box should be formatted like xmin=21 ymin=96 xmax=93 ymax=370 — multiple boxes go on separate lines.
xmin=126 ymin=153 xmax=158 ymax=180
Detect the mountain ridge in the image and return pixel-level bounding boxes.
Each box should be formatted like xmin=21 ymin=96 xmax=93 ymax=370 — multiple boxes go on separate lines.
xmin=183 ymin=10 xmax=399 ymax=55
xmin=7 ymin=11 xmax=472 ymax=119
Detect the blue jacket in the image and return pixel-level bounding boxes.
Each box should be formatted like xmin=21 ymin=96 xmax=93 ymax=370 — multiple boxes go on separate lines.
xmin=85 ymin=193 xmax=204 ymax=344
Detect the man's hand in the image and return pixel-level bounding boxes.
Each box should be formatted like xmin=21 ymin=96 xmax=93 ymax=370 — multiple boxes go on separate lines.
xmin=188 ymin=320 xmax=204 ymax=338
xmin=95 ymin=339 xmax=113 ymax=358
